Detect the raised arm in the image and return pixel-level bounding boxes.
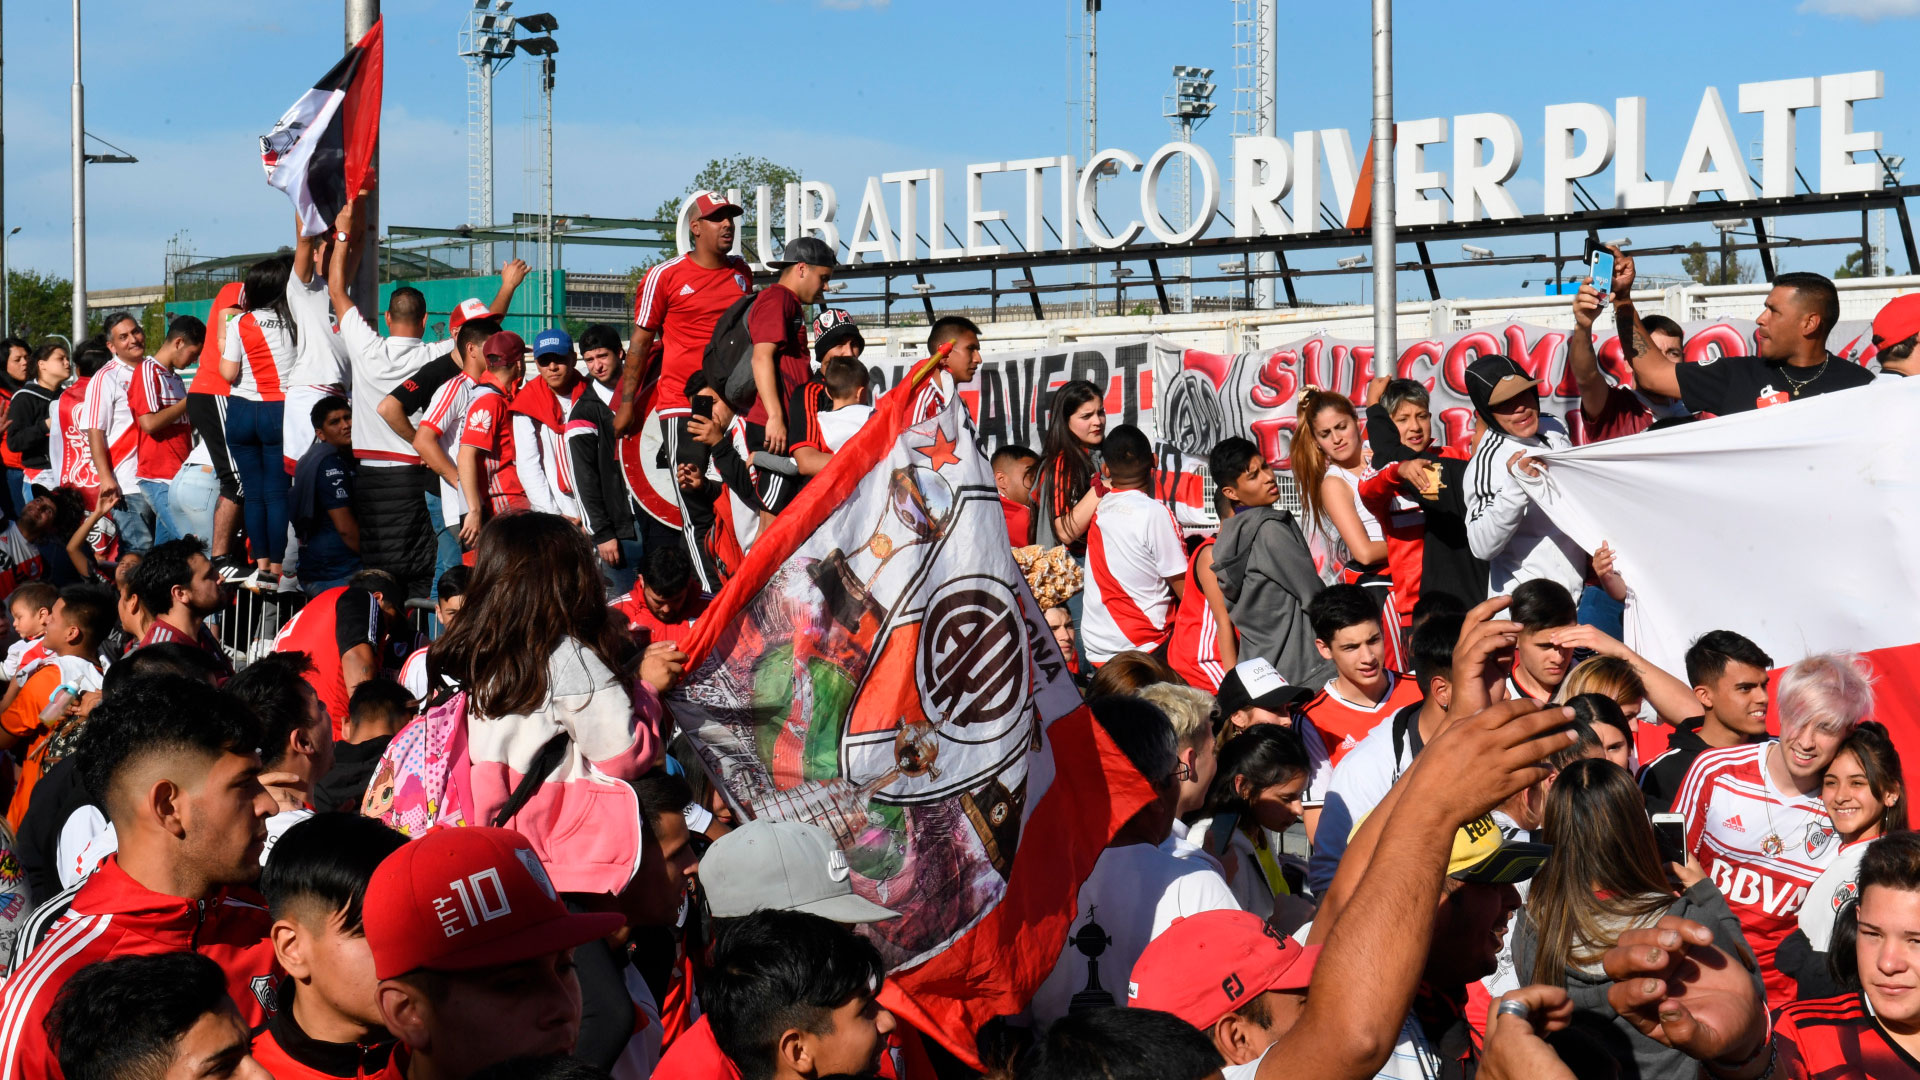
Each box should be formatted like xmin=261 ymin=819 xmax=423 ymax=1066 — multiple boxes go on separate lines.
xmin=1269 ymin=693 xmax=1574 ymax=1080
xmin=327 ymin=197 xmax=365 ymax=324
xmin=490 ymin=259 xmax=530 ymax=317
xmin=1567 ymin=280 xmax=1615 ymax=421
xmin=1549 ymin=622 xmax=1699 ymax=726
xmin=1611 ymin=249 xmax=1682 ymax=401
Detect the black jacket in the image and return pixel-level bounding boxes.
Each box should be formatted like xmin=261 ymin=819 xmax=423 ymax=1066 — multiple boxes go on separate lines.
xmin=565 ymin=384 xmax=638 ymax=544
xmin=6 ymin=384 xmax=58 ymax=470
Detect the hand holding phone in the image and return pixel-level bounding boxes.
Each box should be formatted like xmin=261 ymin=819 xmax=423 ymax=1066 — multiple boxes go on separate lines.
xmin=1652 ymin=813 xmax=1687 ymax=866
xmin=1589 ymin=249 xmax=1616 ymax=301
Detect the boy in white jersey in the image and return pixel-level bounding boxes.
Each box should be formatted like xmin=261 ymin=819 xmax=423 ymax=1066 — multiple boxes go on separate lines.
xmin=1673 ymin=651 xmax=1874 ymax=1010
xmin=1078 ymin=424 xmax=1185 ymax=665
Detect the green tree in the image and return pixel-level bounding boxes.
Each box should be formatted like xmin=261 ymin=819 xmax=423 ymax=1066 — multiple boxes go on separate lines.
xmin=1680 ymin=241 xmax=1756 ymax=286
xmin=631 ymin=155 xmax=803 ymax=276
xmin=1833 ymin=248 xmax=1897 ymax=278
xmin=3 ymin=270 xmax=78 ymax=344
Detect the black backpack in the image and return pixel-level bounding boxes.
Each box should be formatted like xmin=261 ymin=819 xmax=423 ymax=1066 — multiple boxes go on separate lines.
xmin=700 ymin=289 xmax=762 ymax=411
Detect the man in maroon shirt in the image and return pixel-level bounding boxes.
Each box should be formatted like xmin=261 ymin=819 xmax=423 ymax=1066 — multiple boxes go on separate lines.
xmin=127 ymin=536 xmax=234 ymax=677
xmin=1568 ymin=277 xmax=1690 ymax=443
xmin=748 ymin=236 xmax=835 ymax=455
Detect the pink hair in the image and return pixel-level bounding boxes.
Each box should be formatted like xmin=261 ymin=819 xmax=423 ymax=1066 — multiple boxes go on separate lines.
xmin=1776 ymin=651 xmax=1875 ymax=739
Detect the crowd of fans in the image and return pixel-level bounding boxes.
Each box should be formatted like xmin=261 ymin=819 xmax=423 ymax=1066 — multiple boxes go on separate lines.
xmin=0 ymin=189 xmax=1907 ymax=1080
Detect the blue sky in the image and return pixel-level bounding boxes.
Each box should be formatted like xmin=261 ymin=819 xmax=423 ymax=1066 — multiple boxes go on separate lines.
xmin=4 ymin=0 xmax=1917 ymax=303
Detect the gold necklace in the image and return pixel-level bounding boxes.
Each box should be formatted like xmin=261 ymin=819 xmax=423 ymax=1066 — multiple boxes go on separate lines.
xmin=1780 ymin=357 xmax=1830 ymax=398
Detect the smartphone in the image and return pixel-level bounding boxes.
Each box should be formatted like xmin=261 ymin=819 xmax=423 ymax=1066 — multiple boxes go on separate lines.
xmin=1652 ymin=813 xmax=1687 ymax=865
xmin=691 ymin=395 xmax=715 ymax=420
xmin=1589 ymin=248 xmax=1616 ymax=300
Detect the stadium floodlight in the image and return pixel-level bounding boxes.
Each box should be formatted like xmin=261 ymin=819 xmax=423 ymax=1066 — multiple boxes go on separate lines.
xmin=1711 ymin=219 xmax=1746 ymax=231
xmin=1462 ymin=244 xmax=1494 ymax=260
xmin=1336 ymin=254 xmax=1367 ymax=269
xmin=1010 ymin=276 xmax=1035 ymax=288
xmin=516 ymin=35 xmax=557 ymax=55
xmin=911 ymin=283 xmax=935 ymax=294
xmin=516 ymin=11 xmax=558 ymax=31
xmin=824 ymin=281 xmax=847 ymax=293
xmin=1217 ymin=260 xmax=1246 ymax=272
xmin=1110 ymin=267 xmax=1135 ymax=279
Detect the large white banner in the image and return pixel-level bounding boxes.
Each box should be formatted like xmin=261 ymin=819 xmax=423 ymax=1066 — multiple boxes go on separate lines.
xmin=1528 ymin=375 xmax=1920 ymax=680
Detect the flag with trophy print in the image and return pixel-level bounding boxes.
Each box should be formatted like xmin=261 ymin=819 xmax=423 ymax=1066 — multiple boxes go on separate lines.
xmin=665 ymin=349 xmax=1155 ymax=1067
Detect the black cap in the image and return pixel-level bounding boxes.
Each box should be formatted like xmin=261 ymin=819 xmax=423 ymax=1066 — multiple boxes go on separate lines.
xmin=771 ymin=236 xmax=837 ymax=271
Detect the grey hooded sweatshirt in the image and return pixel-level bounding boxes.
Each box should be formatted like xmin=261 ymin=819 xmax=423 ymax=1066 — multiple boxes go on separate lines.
xmin=1211 ymin=506 xmax=1330 ymax=687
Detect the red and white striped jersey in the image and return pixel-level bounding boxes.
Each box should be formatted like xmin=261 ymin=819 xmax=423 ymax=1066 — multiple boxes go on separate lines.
xmin=460 ymin=386 xmax=531 ymax=514
xmin=1674 ymin=741 xmax=1839 ymax=1008
xmin=421 ymin=373 xmax=483 ymax=526
xmin=1167 ymin=540 xmax=1229 ymax=692
xmin=222 ymin=310 xmax=297 ymax=402
xmin=78 ymin=359 xmax=142 ymax=490
xmin=910 ymin=370 xmax=954 ymax=425
xmin=1081 ymin=489 xmax=1185 ymax=664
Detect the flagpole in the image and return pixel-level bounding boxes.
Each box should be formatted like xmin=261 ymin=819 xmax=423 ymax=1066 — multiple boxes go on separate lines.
xmin=70 ymin=0 xmax=85 ymax=344
xmin=1369 ymin=0 xmax=1395 ymax=377
xmin=346 ymin=0 xmax=379 ymax=322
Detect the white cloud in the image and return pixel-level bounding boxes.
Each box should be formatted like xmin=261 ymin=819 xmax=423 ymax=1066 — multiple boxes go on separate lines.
xmin=1797 ymin=0 xmax=1920 ymax=18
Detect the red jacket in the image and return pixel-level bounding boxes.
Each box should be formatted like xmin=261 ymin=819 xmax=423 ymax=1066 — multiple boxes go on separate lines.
xmin=0 ymin=856 xmax=279 ymax=1080
xmin=1356 ymin=447 xmax=1470 ymax=627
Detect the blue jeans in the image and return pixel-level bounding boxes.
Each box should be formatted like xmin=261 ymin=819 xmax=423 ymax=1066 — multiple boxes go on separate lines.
xmin=112 ymin=487 xmax=156 ymax=556
xmin=303 ymin=574 xmax=355 ymax=598
xmin=137 ymin=480 xmax=181 ymax=546
xmin=600 ymin=538 xmax=645 ymax=596
xmin=4 ymin=468 xmax=25 ymax=517
xmin=168 ymin=463 xmax=221 ymax=542
xmin=226 ymin=397 xmax=288 ymax=563
xmin=422 ymin=489 xmax=462 ymax=601
xmin=1579 ymin=584 xmax=1626 ymax=640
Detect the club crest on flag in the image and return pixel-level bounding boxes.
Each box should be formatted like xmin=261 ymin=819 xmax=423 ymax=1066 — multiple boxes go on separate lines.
xmin=669 ymin=405 xmax=1075 ymax=970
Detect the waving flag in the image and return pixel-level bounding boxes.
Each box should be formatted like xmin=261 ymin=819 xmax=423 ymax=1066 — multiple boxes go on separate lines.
xmin=260 ymin=20 xmax=384 ymax=237
xmin=667 ymin=350 xmax=1155 ymax=1065
xmin=1529 ymin=377 xmax=1920 ymax=791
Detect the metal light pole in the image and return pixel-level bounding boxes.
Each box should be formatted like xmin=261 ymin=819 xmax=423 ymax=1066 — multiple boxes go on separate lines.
xmin=3 ymin=227 xmax=20 ymax=335
xmin=1368 ymin=0 xmax=1396 ymax=376
xmin=347 ymin=0 xmax=379 ymax=320
xmin=1165 ymin=66 xmax=1215 ymax=314
xmin=513 ymin=14 xmax=559 ymax=328
xmin=70 ymin=0 xmax=85 ymax=344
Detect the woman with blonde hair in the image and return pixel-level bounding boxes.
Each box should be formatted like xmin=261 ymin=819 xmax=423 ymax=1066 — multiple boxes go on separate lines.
xmin=1289 ymin=388 xmax=1383 ymax=587
xmin=1515 ymin=758 xmax=1758 ymax=1080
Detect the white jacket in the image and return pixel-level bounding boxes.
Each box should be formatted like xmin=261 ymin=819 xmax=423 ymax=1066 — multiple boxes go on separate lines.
xmin=1464 ymin=415 xmax=1587 ymax=597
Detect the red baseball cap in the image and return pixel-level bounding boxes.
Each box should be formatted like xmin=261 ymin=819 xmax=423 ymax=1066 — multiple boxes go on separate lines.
xmin=364 ymin=827 xmax=625 ymax=980
xmin=483 ymin=330 xmax=526 ymax=361
xmin=1127 ymin=910 xmax=1320 ymax=1030
xmin=449 ymin=298 xmax=493 ymax=332
xmin=690 ymin=190 xmax=743 ymax=221
xmin=1872 ymin=294 xmax=1920 ymax=347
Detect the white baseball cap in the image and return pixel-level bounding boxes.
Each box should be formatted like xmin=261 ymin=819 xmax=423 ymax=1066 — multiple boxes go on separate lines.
xmin=700 ymin=820 xmax=900 ymax=924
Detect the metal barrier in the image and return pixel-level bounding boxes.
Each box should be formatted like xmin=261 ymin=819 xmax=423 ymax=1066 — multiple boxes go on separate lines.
xmin=209 ymin=588 xmax=439 ymax=671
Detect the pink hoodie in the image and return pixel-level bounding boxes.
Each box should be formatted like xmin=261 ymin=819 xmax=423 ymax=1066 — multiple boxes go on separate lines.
xmin=464 ymin=639 xmax=662 ymax=895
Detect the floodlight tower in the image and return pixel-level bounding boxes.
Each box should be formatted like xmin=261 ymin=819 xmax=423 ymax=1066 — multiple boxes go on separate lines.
xmin=460 ymin=0 xmax=516 ymax=272
xmin=515 ymin=14 xmax=559 ymax=323
xmin=1165 ymin=66 xmax=1215 ymax=312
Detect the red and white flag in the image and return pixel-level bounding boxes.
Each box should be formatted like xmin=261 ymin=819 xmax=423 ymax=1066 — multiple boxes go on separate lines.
xmin=665 ymin=349 xmax=1155 ymax=1066
xmin=260 ymin=20 xmax=384 ymax=237
xmin=1531 ymin=376 xmax=1920 ymax=788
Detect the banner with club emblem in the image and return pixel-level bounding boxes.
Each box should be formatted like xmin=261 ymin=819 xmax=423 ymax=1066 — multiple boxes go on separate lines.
xmin=666 ymin=354 xmax=1154 ymax=1065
